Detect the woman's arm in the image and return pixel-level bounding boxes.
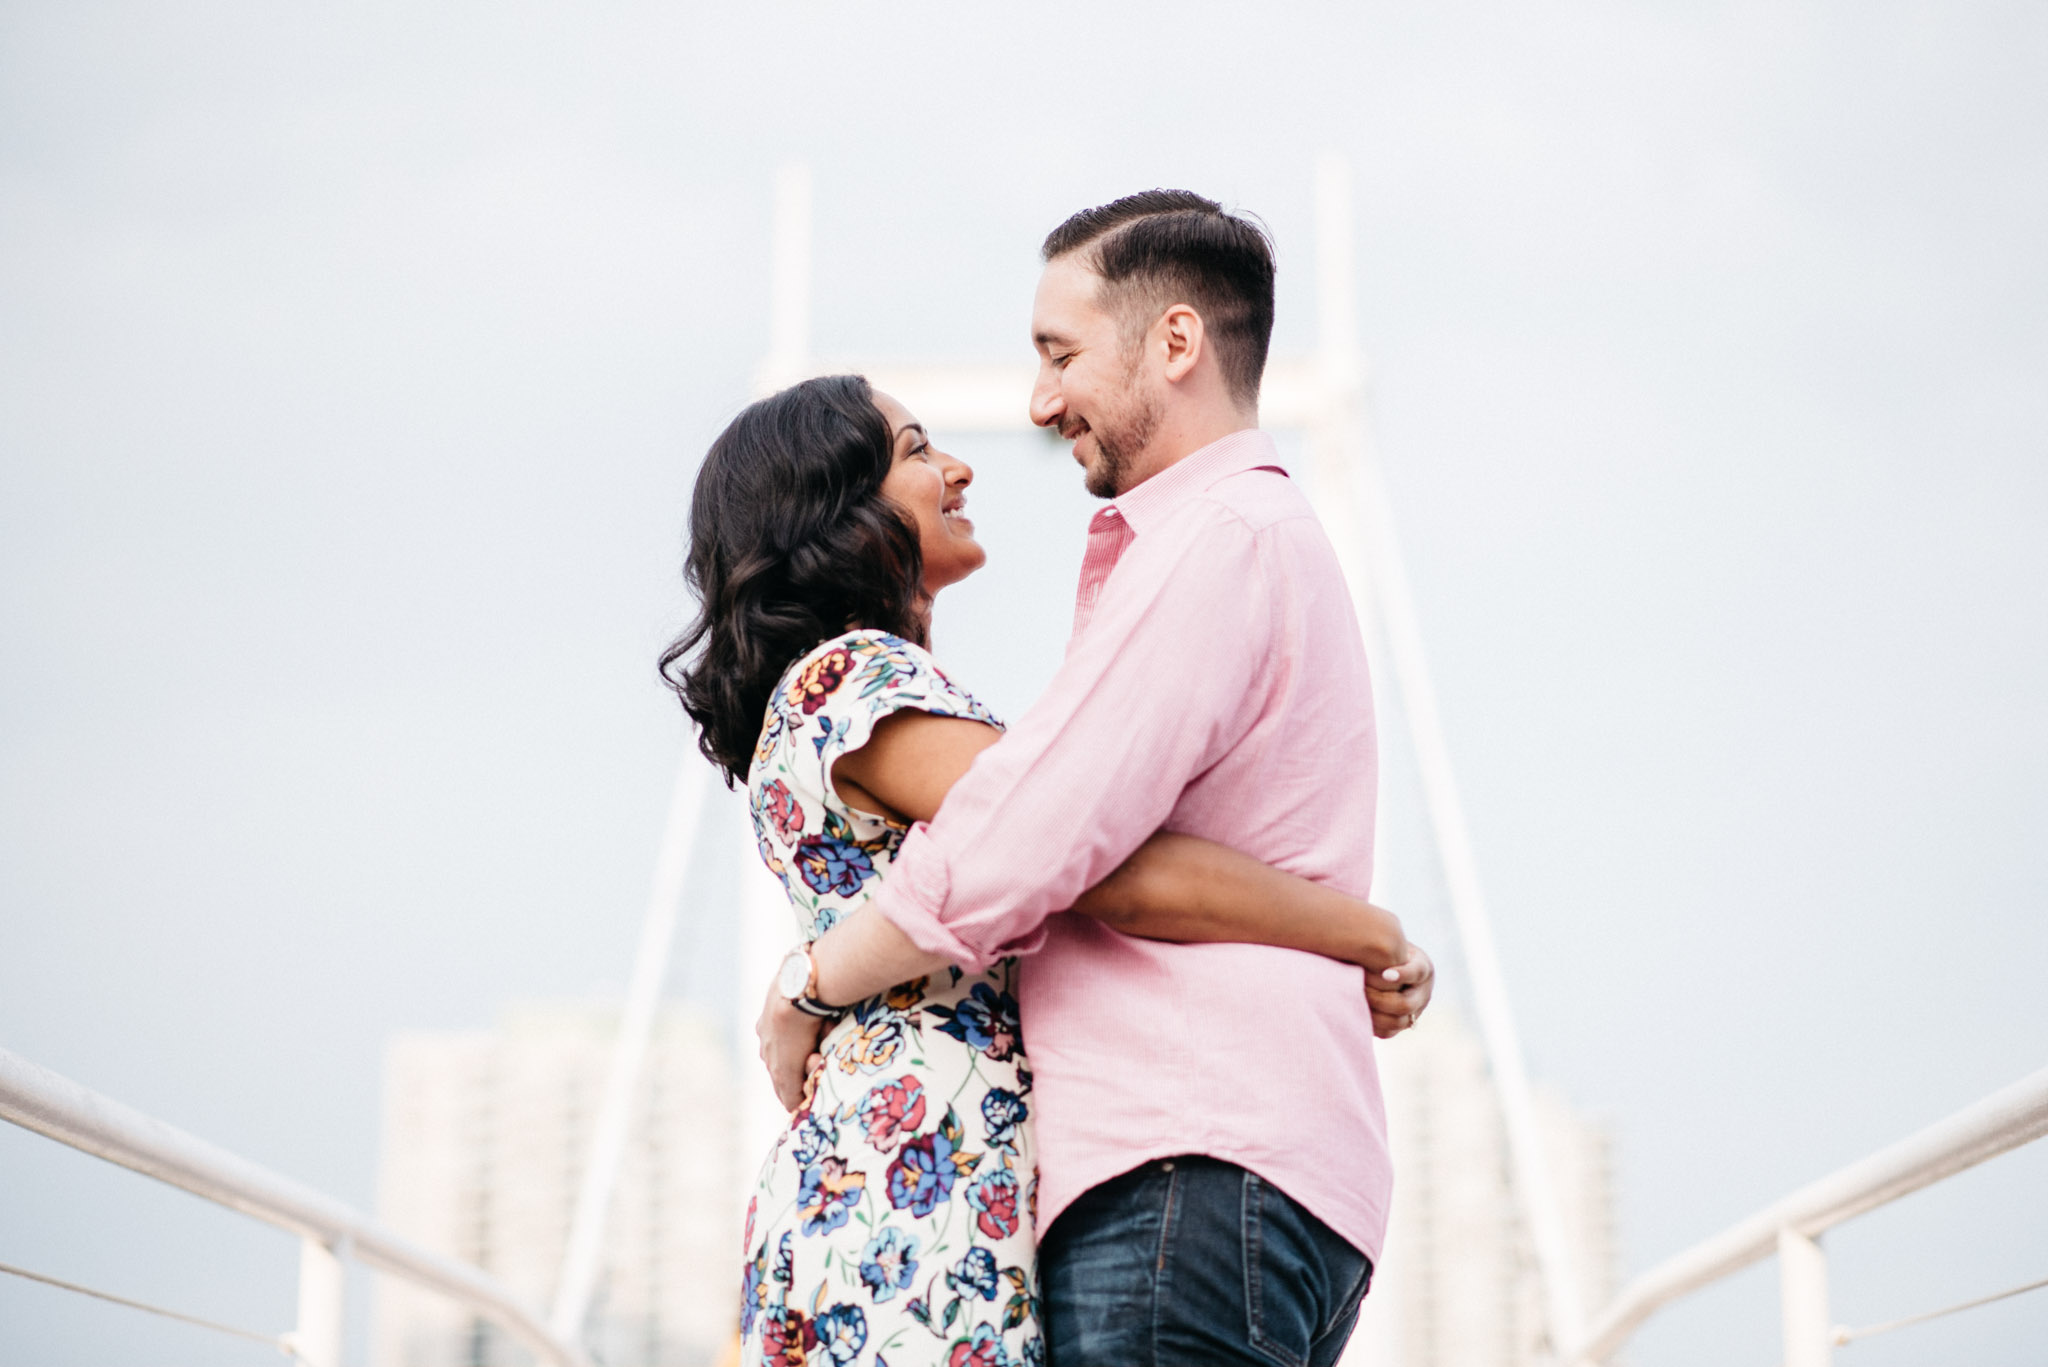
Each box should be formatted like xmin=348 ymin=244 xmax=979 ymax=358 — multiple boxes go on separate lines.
xmin=1083 ymin=837 xmax=1435 ymax=1042
xmin=1073 ymin=831 xmax=1407 ymax=968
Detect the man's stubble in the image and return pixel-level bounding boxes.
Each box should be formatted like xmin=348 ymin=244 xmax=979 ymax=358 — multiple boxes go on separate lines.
xmin=1083 ymin=348 xmax=1163 ymax=500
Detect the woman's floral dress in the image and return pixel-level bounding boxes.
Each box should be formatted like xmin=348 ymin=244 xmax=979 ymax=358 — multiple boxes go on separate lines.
xmin=739 ymin=629 xmax=1042 ymax=1367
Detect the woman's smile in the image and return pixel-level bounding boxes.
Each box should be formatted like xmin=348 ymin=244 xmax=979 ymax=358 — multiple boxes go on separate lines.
xmin=873 ymin=389 xmax=987 ymax=594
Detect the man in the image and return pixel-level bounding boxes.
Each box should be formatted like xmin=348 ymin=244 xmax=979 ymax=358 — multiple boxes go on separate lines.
xmin=761 ymin=190 xmax=1432 ymax=1365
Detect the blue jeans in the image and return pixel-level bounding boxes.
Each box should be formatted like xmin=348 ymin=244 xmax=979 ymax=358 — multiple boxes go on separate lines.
xmin=1039 ymin=1156 xmax=1373 ymax=1367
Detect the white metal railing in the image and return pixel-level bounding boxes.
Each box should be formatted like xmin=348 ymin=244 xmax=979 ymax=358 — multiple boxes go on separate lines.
xmin=0 ymin=1046 xmax=593 ymax=1367
xmin=1568 ymin=1065 xmax=2048 ymax=1367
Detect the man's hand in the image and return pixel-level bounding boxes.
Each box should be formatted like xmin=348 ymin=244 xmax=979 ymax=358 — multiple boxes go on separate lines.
xmin=1366 ymin=943 xmax=1434 ymax=1040
xmin=756 ymin=981 xmax=827 ymax=1112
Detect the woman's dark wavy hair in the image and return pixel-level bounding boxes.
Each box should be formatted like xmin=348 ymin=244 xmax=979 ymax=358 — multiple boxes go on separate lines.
xmin=659 ymin=374 xmax=925 ymax=785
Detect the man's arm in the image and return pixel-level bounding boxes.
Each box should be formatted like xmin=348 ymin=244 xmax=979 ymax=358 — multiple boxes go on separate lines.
xmin=796 ymin=790 xmax=1435 ymax=1015
xmin=761 ymin=786 xmax=1435 ymax=1110
xmin=1061 ymin=834 xmax=1437 ymax=1040
xmin=801 ymin=693 xmax=1410 ymax=1007
xmin=761 ymin=903 xmax=1434 ymax=1110
xmin=867 ymin=500 xmax=1275 ymax=967
xmin=759 ymin=507 xmax=1267 ymax=1110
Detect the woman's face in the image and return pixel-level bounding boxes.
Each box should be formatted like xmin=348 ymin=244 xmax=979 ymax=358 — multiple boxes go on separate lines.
xmin=873 ymin=390 xmax=986 ymax=596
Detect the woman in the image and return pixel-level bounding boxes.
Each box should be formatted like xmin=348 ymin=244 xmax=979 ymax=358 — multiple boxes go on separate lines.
xmin=662 ymin=375 xmax=1420 ymax=1367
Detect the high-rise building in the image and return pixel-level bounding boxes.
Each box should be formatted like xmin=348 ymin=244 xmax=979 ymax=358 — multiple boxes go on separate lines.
xmin=1349 ymin=1007 xmax=1616 ymax=1367
xmin=372 ymin=1004 xmax=741 ymax=1367
xmin=372 ymin=1001 xmax=1609 ymax=1367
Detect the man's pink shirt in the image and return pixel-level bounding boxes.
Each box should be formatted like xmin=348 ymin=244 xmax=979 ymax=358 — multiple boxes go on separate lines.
xmin=870 ymin=428 xmax=1391 ymax=1262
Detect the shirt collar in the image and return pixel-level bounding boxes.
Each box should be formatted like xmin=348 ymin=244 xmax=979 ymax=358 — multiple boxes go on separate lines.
xmin=1108 ymin=428 xmax=1287 ymax=536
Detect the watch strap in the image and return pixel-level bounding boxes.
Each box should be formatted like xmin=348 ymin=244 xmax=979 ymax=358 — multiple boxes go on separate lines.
xmin=788 ymin=993 xmax=844 ymax=1020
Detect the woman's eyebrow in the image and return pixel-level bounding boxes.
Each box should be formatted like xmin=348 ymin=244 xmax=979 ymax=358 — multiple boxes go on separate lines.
xmin=893 ymin=423 xmax=929 ymax=447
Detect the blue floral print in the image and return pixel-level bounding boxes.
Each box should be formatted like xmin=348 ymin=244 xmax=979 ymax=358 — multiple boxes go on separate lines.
xmin=740 ymin=631 xmax=1040 ymax=1367
xmin=792 ymin=1111 xmax=838 ymax=1166
xmin=952 ymin=1323 xmax=1013 ymax=1367
xmin=797 ymin=1157 xmax=865 ymax=1236
xmin=966 ymin=1167 xmax=1022 ymax=1240
xmin=929 ymin=982 xmax=1021 ymax=1061
xmin=886 ymin=1129 xmax=961 ymax=1218
xmin=740 ymin=1254 xmax=764 ymax=1337
xmin=980 ymin=1089 xmax=1027 ymax=1153
xmin=948 ymin=1247 xmax=1000 ymax=1301
xmin=814 ymin=1304 xmax=869 ymax=1365
xmin=795 ymin=832 xmax=878 ymax=897
xmin=859 ymin=1227 xmax=920 ymax=1303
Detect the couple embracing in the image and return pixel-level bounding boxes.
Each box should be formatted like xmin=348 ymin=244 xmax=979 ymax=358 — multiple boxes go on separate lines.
xmin=662 ymin=190 xmax=1437 ymax=1367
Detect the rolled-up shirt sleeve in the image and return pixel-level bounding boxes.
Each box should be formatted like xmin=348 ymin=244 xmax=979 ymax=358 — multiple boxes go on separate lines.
xmin=869 ymin=499 xmax=1275 ymax=969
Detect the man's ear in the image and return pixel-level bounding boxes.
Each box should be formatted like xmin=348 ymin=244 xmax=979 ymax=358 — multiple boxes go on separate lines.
xmin=1157 ymin=304 xmax=1205 ymax=384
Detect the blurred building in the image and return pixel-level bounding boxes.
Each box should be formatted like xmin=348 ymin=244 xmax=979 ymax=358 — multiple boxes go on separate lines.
xmin=1349 ymin=1007 xmax=1616 ymax=1367
xmin=371 ymin=1000 xmax=1607 ymax=1367
xmin=372 ymin=1004 xmax=741 ymax=1367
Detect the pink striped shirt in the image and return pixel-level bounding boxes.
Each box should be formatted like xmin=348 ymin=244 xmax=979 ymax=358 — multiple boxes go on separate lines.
xmin=871 ymin=428 xmax=1391 ymax=1261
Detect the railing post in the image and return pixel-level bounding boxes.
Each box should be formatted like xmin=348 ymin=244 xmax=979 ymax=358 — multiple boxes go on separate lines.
xmin=290 ymin=1235 xmax=346 ymax=1367
xmin=1778 ymin=1228 xmax=1831 ymax=1367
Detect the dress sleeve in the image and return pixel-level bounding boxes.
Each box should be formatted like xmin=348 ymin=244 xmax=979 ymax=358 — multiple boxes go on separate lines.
xmin=780 ymin=630 xmax=1002 ymax=814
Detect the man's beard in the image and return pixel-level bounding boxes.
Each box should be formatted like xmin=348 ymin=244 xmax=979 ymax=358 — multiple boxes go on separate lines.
xmin=1082 ymin=370 xmax=1162 ymax=499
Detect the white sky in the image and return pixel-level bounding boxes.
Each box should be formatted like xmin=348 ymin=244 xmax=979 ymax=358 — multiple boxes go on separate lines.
xmin=3 ymin=2 xmax=2045 ymax=1363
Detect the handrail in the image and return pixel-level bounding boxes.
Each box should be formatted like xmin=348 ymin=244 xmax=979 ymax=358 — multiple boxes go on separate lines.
xmin=1569 ymin=1065 xmax=2048 ymax=1366
xmin=0 ymin=1255 xmax=295 ymax=1352
xmin=1832 ymin=1270 xmax=2048 ymax=1344
xmin=0 ymin=1046 xmax=593 ymax=1367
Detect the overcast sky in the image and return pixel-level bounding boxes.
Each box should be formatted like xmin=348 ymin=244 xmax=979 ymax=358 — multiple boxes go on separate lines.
xmin=3 ymin=2 xmax=2045 ymax=1364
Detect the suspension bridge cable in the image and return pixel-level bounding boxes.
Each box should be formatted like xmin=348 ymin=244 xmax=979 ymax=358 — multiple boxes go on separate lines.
xmin=0 ymin=1257 xmax=294 ymax=1355
xmin=1834 ymin=1271 xmax=2048 ymax=1345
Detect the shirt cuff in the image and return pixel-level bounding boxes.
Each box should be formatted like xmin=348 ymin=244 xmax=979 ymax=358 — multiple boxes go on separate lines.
xmin=870 ymin=823 xmax=997 ymax=973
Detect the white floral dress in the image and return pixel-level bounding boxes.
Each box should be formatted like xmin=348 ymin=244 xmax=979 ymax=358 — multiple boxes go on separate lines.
xmin=739 ymin=630 xmax=1042 ymax=1367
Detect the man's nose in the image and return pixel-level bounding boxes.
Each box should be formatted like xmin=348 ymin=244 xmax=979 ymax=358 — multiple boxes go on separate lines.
xmin=1029 ymin=370 xmax=1063 ymax=429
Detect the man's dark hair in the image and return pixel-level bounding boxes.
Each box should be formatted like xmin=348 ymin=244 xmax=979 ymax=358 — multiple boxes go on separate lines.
xmin=1041 ymin=189 xmax=1276 ymax=407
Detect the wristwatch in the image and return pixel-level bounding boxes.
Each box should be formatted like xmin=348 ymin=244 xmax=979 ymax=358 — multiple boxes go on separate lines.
xmin=776 ymin=944 xmax=844 ymax=1019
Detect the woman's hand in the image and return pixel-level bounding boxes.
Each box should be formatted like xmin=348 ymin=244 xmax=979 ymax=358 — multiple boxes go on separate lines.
xmin=1366 ymin=942 xmax=1434 ymax=1039
xmin=756 ymin=981 xmax=827 ymax=1112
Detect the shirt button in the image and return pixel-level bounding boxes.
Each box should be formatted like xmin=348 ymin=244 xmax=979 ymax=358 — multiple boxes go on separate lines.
xmin=1160 ymin=1160 xmax=1175 ymax=1172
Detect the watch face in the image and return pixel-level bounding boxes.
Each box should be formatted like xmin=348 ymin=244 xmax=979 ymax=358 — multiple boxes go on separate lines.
xmin=777 ymin=948 xmax=811 ymax=999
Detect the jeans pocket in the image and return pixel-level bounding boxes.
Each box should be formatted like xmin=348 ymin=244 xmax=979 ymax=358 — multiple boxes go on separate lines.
xmin=1242 ymin=1173 xmax=1310 ymax=1367
xmin=1309 ymin=1254 xmax=1376 ymax=1367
